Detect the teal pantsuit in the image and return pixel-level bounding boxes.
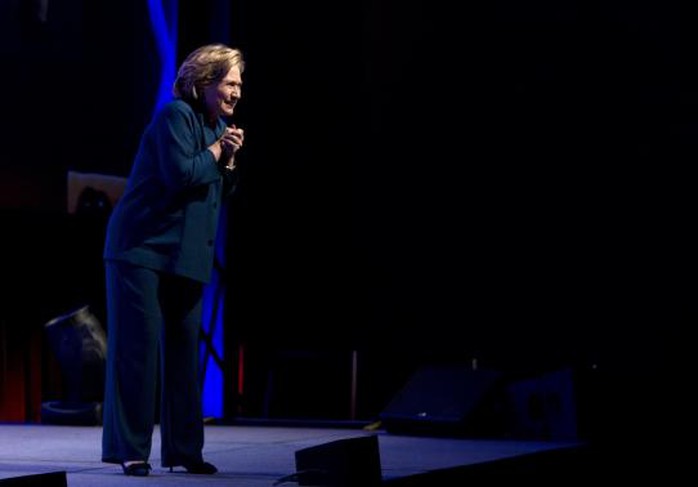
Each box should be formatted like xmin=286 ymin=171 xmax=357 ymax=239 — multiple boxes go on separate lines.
xmin=100 ymin=99 xmax=237 ymax=467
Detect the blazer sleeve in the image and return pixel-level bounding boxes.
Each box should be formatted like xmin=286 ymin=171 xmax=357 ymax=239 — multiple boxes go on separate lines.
xmin=154 ymin=104 xmax=222 ymax=190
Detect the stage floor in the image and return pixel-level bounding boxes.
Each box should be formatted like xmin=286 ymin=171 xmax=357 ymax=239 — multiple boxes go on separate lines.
xmin=0 ymin=422 xmax=599 ymax=486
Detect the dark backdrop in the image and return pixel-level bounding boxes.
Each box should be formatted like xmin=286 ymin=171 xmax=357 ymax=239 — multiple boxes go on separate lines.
xmin=1 ymin=0 xmax=688 ymax=423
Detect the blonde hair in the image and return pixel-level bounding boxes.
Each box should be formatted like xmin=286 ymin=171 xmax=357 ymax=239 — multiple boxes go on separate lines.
xmin=173 ymin=44 xmax=245 ymax=101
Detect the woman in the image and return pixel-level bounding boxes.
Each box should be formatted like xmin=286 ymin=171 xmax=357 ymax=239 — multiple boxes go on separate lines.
xmin=101 ymin=43 xmax=245 ymax=476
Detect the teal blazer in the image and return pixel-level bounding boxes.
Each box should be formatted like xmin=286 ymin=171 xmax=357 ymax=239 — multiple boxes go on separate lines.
xmin=104 ymin=99 xmax=237 ymax=283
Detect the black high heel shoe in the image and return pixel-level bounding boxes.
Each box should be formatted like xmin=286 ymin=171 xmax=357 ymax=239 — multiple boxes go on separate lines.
xmin=168 ymin=461 xmax=218 ymax=474
xmin=121 ymin=461 xmax=152 ymax=476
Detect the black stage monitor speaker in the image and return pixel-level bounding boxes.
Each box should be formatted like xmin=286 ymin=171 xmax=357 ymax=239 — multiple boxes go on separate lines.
xmin=503 ymin=367 xmax=579 ymax=440
xmin=379 ymin=364 xmax=506 ymax=438
xmin=293 ymin=435 xmax=382 ymax=486
xmin=0 ymin=471 xmax=67 ymax=486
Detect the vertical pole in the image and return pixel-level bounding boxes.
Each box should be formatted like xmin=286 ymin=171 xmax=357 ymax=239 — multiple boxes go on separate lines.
xmin=350 ymin=350 xmax=358 ymax=420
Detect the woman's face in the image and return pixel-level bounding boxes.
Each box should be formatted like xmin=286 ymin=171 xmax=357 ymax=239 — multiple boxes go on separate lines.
xmin=203 ymin=64 xmax=242 ymax=121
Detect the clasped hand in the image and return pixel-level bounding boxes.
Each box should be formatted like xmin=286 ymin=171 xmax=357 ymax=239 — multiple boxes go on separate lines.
xmin=220 ymin=124 xmax=244 ymax=154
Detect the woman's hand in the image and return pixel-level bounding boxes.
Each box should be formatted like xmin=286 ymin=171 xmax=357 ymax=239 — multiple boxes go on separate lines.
xmin=215 ymin=124 xmax=244 ymax=171
xmin=220 ymin=124 xmax=244 ymax=155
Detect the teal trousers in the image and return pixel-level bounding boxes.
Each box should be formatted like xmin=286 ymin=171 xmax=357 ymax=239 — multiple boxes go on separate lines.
xmin=101 ymin=260 xmax=205 ymax=467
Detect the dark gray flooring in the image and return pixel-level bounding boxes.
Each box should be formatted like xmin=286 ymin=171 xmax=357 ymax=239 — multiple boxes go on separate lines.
xmin=0 ymin=423 xmax=586 ymax=486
